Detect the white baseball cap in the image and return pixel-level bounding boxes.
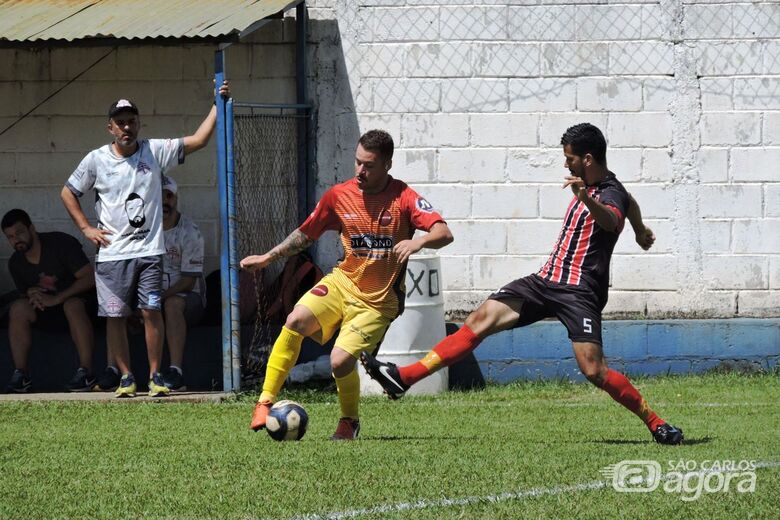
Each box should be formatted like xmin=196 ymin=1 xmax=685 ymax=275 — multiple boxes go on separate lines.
xmin=162 ymin=175 xmax=178 ymax=194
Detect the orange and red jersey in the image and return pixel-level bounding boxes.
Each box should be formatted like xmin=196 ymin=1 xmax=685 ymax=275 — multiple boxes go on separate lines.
xmin=298 ymin=176 xmax=445 ymax=318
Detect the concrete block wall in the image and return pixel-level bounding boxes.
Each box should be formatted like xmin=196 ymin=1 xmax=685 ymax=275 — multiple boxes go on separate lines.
xmin=0 ymin=23 xmax=298 ymax=293
xmin=2 ymin=4 xmax=779 ymax=323
xmin=307 ymin=0 xmax=780 ymax=319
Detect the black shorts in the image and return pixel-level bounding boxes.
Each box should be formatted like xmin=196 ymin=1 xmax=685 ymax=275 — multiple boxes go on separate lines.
xmin=31 ymin=295 xmax=97 ymax=334
xmin=488 ymin=274 xmax=604 ymax=345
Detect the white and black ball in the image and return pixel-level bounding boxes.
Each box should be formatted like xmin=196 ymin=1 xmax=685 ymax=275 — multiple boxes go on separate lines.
xmin=266 ymin=400 xmax=309 ymax=441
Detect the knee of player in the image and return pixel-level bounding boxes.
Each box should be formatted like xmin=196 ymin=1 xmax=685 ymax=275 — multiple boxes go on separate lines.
xmin=464 ymin=305 xmax=497 ymax=335
xmin=330 ymin=349 xmax=356 ymax=375
xmin=163 ymin=295 xmax=185 ymax=315
xmin=140 ymin=307 xmax=163 ymax=323
xmin=581 ymin=364 xmax=607 ymax=385
xmin=62 ymin=297 xmax=86 ymax=314
xmin=9 ymin=299 xmax=34 ymax=321
xmin=283 ymin=311 xmax=310 ymax=335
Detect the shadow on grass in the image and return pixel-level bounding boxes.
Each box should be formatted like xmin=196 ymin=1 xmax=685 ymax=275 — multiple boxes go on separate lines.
xmin=589 ymin=436 xmax=713 ymax=446
xmin=363 ymin=435 xmax=466 ymax=441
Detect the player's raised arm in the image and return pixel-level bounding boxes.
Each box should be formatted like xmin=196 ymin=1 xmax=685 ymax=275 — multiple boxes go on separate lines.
xmin=626 ymin=193 xmax=655 ymax=250
xmin=240 ymin=229 xmax=314 ymax=272
xmin=182 ymin=81 xmax=231 ymax=155
xmin=393 ymin=221 xmax=454 ymax=264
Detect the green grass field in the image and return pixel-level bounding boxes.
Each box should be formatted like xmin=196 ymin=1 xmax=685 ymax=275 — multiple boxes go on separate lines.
xmin=1 ymin=373 xmax=778 ymax=519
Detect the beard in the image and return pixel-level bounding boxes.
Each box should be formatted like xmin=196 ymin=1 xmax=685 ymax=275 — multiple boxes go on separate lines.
xmin=129 ymin=216 xmax=146 ymax=228
xmin=14 ymin=241 xmax=31 ymax=253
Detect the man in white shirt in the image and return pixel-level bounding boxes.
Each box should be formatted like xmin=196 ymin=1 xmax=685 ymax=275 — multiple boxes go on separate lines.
xmin=60 ymin=82 xmax=228 ymax=398
xmin=159 ymin=176 xmax=206 ymax=391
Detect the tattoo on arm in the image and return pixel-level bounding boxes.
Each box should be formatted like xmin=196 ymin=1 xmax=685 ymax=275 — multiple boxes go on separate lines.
xmin=270 ymin=229 xmax=313 ymax=259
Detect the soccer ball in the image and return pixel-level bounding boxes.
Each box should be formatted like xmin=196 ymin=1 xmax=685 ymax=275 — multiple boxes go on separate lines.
xmin=266 ymin=400 xmax=309 ymax=441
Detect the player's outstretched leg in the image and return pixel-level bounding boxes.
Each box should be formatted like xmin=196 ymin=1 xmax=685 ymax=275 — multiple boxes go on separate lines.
xmin=250 ymin=326 xmax=304 ymax=431
xmin=573 ymin=342 xmax=683 ymax=445
xmin=360 ymin=325 xmax=482 ymax=399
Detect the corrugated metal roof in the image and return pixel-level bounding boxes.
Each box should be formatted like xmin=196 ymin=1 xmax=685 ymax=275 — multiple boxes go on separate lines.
xmin=0 ymin=0 xmax=301 ymax=43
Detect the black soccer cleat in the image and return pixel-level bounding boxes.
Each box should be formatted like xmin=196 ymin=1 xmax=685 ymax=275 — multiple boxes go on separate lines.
xmin=653 ymin=423 xmax=684 ymax=445
xmin=359 ymin=352 xmax=409 ymax=400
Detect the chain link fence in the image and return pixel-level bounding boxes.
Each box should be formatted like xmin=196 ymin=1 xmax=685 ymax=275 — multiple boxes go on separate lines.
xmin=233 ymin=109 xmax=302 ymax=387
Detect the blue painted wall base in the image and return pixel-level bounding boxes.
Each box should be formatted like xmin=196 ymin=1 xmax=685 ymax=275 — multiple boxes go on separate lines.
xmin=472 ymin=319 xmax=780 ymax=383
xmin=1 ymin=319 xmax=777 ymax=391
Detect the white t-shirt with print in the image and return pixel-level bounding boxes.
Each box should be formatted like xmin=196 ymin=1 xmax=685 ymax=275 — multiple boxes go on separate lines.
xmin=66 ymin=138 xmax=184 ymax=262
xmin=163 ymin=213 xmax=206 ymax=306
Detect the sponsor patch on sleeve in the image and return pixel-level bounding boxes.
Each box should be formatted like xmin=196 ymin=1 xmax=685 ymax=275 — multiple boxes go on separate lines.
xmin=416 ymin=197 xmax=434 ymax=213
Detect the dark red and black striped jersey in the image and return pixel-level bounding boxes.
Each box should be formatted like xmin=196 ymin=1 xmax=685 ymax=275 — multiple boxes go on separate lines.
xmin=537 ymin=172 xmax=629 ymax=300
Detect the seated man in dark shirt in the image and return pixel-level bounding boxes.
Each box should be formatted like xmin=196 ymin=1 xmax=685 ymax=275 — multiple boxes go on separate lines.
xmin=2 ymin=209 xmax=96 ymax=392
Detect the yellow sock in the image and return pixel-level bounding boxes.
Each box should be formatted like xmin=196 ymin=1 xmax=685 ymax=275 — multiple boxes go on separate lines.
xmin=334 ymin=368 xmax=360 ymax=419
xmin=259 ymin=326 xmax=303 ymax=403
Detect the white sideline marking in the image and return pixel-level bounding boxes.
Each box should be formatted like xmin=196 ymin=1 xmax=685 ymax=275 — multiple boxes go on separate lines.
xmin=290 ymin=461 xmax=780 ymax=520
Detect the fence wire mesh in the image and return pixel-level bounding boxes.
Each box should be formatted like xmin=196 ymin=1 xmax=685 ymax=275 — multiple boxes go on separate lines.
xmin=233 ymin=110 xmax=301 ymax=387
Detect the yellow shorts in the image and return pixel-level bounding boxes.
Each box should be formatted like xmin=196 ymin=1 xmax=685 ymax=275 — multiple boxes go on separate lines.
xmin=296 ymin=274 xmax=393 ymax=358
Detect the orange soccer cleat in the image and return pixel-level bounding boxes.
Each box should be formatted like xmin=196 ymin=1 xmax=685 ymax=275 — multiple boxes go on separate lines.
xmin=250 ymin=400 xmax=273 ymax=431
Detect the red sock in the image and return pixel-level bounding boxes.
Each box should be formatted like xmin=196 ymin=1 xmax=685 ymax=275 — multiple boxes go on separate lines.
xmin=600 ymin=369 xmax=665 ymax=432
xmin=399 ymin=325 xmax=482 ymax=386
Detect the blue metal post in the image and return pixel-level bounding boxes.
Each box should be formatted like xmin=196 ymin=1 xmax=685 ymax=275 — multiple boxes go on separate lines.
xmin=215 ymin=49 xmax=234 ymax=392
xmin=225 ymin=98 xmax=241 ymax=389
xmin=296 ymin=1 xmax=310 ymax=220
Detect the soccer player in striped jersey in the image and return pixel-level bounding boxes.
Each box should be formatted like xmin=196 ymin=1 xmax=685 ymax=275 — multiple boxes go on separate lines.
xmin=241 ymin=130 xmax=453 ymax=440
xmin=361 ymin=123 xmax=684 ymax=445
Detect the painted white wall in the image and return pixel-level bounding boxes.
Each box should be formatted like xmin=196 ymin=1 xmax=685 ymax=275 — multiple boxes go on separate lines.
xmin=306 ymin=0 xmax=780 ymax=319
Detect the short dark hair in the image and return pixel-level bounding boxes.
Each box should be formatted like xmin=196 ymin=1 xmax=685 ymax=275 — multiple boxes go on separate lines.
xmin=358 ymin=129 xmax=394 ymax=161
xmin=560 ymin=123 xmax=607 ymax=165
xmin=1 ymin=209 xmax=32 ymax=230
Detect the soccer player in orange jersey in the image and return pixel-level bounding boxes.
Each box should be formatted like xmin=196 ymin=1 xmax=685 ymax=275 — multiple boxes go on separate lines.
xmin=240 ymin=130 xmax=454 ymax=440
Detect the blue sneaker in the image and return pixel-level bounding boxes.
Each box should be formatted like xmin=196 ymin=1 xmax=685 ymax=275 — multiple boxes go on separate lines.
xmin=66 ymin=367 xmax=96 ymax=392
xmin=162 ymin=367 xmax=186 ymax=391
xmin=6 ymin=370 xmax=31 ymax=393
xmin=115 ymin=373 xmax=137 ymax=398
xmin=95 ymin=366 xmax=120 ymax=392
